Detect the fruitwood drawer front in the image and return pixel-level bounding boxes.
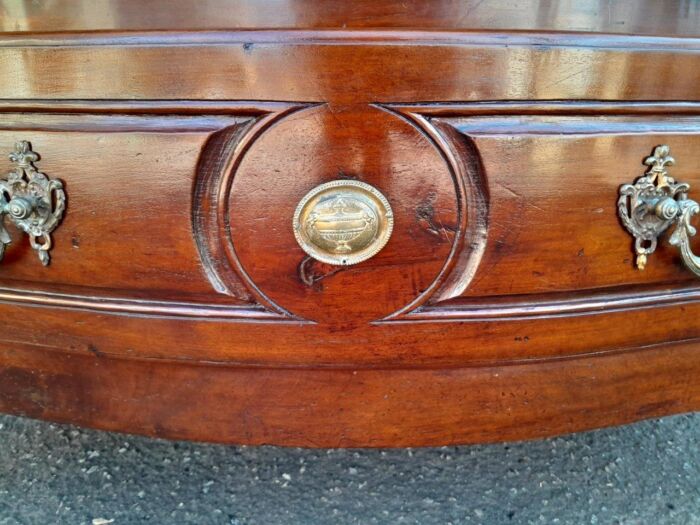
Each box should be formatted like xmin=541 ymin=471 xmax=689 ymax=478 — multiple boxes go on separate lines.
xmin=1 ymin=102 xmax=700 ymax=369
xmin=1 ymin=1 xmax=700 ymax=448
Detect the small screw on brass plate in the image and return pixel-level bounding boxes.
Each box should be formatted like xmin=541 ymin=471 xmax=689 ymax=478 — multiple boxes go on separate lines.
xmin=293 ymin=180 xmax=393 ymax=266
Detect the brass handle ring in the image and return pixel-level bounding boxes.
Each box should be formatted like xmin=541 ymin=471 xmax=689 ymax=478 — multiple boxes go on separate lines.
xmin=293 ymin=179 xmax=393 ymax=266
xmin=0 ymin=141 xmax=66 ymax=266
xmin=618 ymin=145 xmax=700 ymax=275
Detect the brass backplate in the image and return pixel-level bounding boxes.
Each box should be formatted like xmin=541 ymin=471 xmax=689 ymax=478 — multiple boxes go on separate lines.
xmin=293 ymin=180 xmax=394 ymax=265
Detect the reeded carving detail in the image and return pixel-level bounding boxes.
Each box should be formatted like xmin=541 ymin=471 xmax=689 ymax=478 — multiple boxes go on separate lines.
xmin=0 ymin=141 xmax=66 ymax=265
xmin=293 ymin=180 xmax=394 ymax=266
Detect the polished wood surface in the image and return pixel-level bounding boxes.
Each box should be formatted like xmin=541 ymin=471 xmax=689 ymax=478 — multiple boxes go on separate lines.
xmin=2 ymin=33 xmax=700 ymax=102
xmin=2 ymin=0 xmax=700 ymax=36
xmin=0 ymin=1 xmax=699 ymax=446
xmin=2 ymin=340 xmax=698 ymax=447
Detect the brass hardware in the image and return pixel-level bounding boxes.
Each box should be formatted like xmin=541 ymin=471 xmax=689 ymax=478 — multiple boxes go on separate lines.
xmin=293 ymin=180 xmax=393 ymax=265
xmin=618 ymin=145 xmax=700 ymax=275
xmin=0 ymin=141 xmax=66 ymax=266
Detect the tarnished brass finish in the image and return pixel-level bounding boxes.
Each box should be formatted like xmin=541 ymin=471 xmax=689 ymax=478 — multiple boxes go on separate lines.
xmin=0 ymin=141 xmax=66 ymax=266
xmin=619 ymin=145 xmax=700 ymax=276
xmin=293 ymin=180 xmax=393 ymax=265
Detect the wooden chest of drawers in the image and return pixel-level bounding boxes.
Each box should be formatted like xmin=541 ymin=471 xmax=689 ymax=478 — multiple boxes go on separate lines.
xmin=0 ymin=0 xmax=699 ymax=446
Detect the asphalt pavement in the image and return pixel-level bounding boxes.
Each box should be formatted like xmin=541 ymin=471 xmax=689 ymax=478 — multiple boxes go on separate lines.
xmin=0 ymin=413 xmax=698 ymax=524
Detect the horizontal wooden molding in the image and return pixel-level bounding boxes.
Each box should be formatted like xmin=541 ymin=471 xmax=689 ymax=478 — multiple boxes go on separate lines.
xmin=0 ymin=286 xmax=300 ymax=323
xmin=391 ymin=101 xmax=700 ymax=116
xmin=0 ymin=100 xmax=315 ymax=114
xmin=3 ymin=30 xmax=700 ymax=52
xmin=1 ymin=282 xmax=699 ymax=325
xmin=397 ymin=285 xmax=700 ymax=322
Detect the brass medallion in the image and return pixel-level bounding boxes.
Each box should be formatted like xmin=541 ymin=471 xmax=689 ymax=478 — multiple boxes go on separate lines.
xmin=293 ymin=180 xmax=394 ymax=265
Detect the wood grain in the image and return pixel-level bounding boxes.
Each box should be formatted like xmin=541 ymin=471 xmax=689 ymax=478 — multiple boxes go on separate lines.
xmin=0 ymin=339 xmax=697 ymax=447
xmin=2 ymin=1 xmax=699 ymax=37
xmin=2 ymin=32 xmax=700 ymax=103
xmin=0 ymin=2 xmax=699 ymax=446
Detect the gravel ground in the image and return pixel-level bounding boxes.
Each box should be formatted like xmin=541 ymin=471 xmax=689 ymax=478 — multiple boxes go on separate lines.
xmin=0 ymin=413 xmax=698 ymax=525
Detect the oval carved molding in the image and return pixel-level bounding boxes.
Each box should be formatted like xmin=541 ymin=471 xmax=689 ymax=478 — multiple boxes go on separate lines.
xmin=193 ymin=103 xmax=491 ymax=323
xmin=192 ymin=102 xmax=312 ymax=319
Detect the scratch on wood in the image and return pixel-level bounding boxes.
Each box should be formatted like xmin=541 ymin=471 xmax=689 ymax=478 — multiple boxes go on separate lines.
xmin=543 ymin=65 xmax=589 ymax=90
xmin=497 ymin=182 xmax=522 ymax=199
xmin=337 ymin=169 xmax=359 ymax=180
xmin=298 ymin=255 xmax=345 ymax=290
xmin=415 ymin=191 xmax=456 ymax=242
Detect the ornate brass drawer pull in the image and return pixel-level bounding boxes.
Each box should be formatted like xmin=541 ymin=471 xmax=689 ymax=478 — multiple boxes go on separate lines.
xmin=293 ymin=180 xmax=393 ymax=265
xmin=0 ymin=141 xmax=66 ymax=266
xmin=619 ymin=145 xmax=700 ymax=275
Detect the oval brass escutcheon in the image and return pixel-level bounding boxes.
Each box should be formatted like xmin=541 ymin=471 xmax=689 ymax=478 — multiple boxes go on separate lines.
xmin=293 ymin=180 xmax=394 ymax=265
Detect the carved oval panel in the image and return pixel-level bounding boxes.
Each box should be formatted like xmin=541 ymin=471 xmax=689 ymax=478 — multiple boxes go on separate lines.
xmin=227 ymin=104 xmax=462 ymax=323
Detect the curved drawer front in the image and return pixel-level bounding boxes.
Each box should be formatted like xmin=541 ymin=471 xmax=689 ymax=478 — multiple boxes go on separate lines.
xmin=1 ymin=12 xmax=700 ymax=446
xmin=401 ymin=108 xmax=700 ymax=306
xmin=0 ymin=104 xmax=303 ymax=309
xmin=1 ymin=101 xmax=700 ymax=368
